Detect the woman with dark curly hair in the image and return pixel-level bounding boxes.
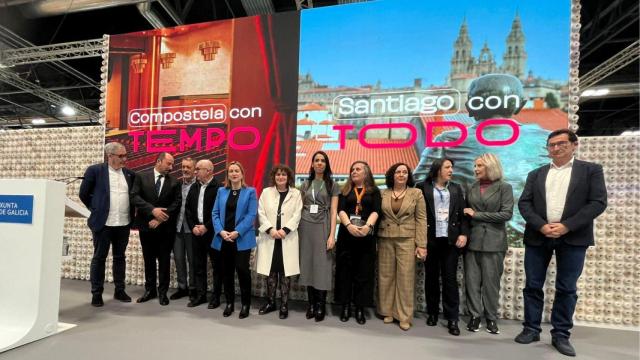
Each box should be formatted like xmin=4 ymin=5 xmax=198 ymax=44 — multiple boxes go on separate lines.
xmin=377 ymin=163 xmax=427 ymax=331
xmin=416 ymin=158 xmax=469 ymax=336
xmin=256 ymin=164 xmax=302 ymax=319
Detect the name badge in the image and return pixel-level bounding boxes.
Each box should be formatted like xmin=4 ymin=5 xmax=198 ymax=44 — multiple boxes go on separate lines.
xmin=436 ymin=208 xmax=449 ymax=222
xmin=349 ymin=214 xmax=366 ymax=227
xmin=309 ymin=204 xmax=319 ymax=214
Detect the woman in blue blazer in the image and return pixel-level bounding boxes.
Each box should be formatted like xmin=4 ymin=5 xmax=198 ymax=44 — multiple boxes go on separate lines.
xmin=212 ymin=161 xmax=258 ymax=319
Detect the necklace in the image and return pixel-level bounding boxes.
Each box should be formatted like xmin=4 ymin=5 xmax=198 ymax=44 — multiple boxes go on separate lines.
xmin=392 ymin=187 xmax=407 ymax=201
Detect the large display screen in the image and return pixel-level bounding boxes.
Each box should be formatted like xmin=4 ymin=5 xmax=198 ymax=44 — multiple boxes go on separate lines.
xmin=105 ymin=0 xmax=570 ymax=246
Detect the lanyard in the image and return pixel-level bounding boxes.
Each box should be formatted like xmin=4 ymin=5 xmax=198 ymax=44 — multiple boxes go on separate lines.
xmin=311 ymin=181 xmax=324 ymax=205
xmin=354 ymin=187 xmax=365 ymax=215
xmin=434 ymin=186 xmax=447 ymax=202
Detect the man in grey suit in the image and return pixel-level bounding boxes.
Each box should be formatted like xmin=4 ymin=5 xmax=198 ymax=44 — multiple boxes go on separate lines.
xmin=515 ymin=129 xmax=607 ymax=357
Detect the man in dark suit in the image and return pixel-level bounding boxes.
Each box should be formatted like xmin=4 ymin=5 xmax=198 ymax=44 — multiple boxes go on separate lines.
xmin=515 ymin=129 xmax=607 ymax=357
xmin=184 ymin=159 xmax=220 ymax=308
xmin=79 ymin=142 xmax=135 ymax=307
xmin=416 ymin=158 xmax=470 ymax=336
xmin=130 ymin=152 xmax=182 ymax=306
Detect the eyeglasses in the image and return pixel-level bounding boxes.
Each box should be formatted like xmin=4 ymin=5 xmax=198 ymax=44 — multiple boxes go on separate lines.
xmin=546 ymin=141 xmax=571 ymax=149
xmin=110 ymin=153 xmax=127 ymax=159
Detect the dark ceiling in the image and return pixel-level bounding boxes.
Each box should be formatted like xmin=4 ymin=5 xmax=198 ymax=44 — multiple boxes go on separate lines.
xmin=0 ymin=0 xmax=637 ymax=135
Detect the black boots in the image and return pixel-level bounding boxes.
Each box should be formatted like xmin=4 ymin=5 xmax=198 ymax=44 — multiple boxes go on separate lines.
xmin=306 ymin=287 xmax=316 ymax=319
xmin=259 ymin=273 xmax=278 ymax=315
xmin=315 ymin=290 xmax=327 ymax=322
xmin=340 ymin=303 xmax=351 ymax=322
xmin=260 ymin=272 xmax=290 ymax=319
xmin=279 ymin=276 xmax=290 ymax=319
xmin=355 ymin=307 xmax=366 ymax=325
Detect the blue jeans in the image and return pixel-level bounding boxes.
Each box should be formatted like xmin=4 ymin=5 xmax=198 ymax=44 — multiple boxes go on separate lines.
xmin=523 ymin=241 xmax=587 ymax=339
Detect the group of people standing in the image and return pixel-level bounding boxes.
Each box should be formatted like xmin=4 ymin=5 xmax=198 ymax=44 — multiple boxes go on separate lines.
xmin=80 ymin=128 xmax=606 ymax=357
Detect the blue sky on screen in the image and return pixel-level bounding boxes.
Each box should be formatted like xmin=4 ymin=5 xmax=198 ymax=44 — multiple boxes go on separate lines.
xmin=299 ymin=0 xmax=570 ymax=88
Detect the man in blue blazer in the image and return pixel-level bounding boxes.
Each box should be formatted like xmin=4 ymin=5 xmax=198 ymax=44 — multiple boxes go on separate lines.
xmin=515 ymin=129 xmax=607 ymax=357
xmin=79 ymin=142 xmax=135 ymax=307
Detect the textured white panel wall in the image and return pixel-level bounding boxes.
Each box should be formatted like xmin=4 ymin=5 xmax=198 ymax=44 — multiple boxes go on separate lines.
xmin=0 ymin=126 xmax=637 ymax=328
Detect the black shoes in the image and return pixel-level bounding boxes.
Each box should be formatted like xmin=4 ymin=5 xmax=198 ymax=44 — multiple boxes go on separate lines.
xmin=515 ymin=328 xmax=541 ymax=344
xmin=136 ymin=290 xmax=157 ymax=303
xmin=223 ymin=303 xmax=235 ymax=317
xmin=306 ymin=287 xmax=316 ymax=319
xmin=306 ymin=303 xmax=316 ymax=319
xmin=355 ymin=307 xmax=366 ymax=325
xmin=340 ymin=304 xmax=351 ymax=322
xmin=315 ymin=303 xmax=326 ymax=322
xmin=259 ymin=301 xmax=277 ymax=315
xmin=169 ymin=288 xmax=189 ymax=300
xmin=113 ymin=290 xmax=131 ymax=302
xmin=279 ymin=303 xmax=289 ymax=319
xmin=447 ymin=320 xmax=460 ymax=336
xmin=552 ymin=337 xmax=576 ymax=357
xmin=467 ymin=316 xmax=481 ymax=332
xmin=187 ymin=296 xmax=207 ymax=308
xmin=315 ymin=290 xmax=327 ymax=322
xmin=426 ymin=314 xmax=438 ymax=326
xmin=91 ymin=294 xmax=104 ymax=307
xmin=486 ymin=320 xmax=500 ymax=334
xmin=158 ymin=293 xmax=170 ymax=306
xmin=239 ymin=304 xmax=250 ymax=319
xmin=208 ymin=297 xmax=221 ymax=309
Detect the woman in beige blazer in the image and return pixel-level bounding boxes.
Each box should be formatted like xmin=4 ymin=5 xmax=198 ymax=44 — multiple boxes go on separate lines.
xmin=256 ymin=164 xmax=303 ymax=319
xmin=463 ymin=153 xmax=513 ymax=334
xmin=377 ymin=163 xmax=427 ymax=330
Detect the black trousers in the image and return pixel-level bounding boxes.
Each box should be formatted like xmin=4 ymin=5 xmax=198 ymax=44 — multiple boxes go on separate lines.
xmin=334 ymin=235 xmax=376 ymax=307
xmin=192 ymin=232 xmax=222 ymax=299
xmin=139 ymin=228 xmax=175 ymax=294
xmin=218 ymin=240 xmax=252 ymax=305
xmin=90 ymin=225 xmax=130 ymax=295
xmin=425 ymin=236 xmax=460 ymax=321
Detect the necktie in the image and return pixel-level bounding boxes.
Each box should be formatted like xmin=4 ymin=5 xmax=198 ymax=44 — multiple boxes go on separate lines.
xmin=155 ymin=174 xmax=163 ymax=195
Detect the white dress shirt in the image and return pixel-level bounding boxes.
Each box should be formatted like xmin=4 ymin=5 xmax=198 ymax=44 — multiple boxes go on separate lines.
xmin=105 ymin=166 xmax=130 ymax=226
xmin=545 ymin=158 xmax=574 ymax=223
xmin=153 ymin=168 xmax=165 ymax=195
xmin=197 ymin=178 xmax=213 ymax=223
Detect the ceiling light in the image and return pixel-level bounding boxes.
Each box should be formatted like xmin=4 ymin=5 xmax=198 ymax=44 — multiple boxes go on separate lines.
xmin=61 ymin=105 xmax=76 ymax=116
xmin=31 ymin=118 xmax=46 ymax=125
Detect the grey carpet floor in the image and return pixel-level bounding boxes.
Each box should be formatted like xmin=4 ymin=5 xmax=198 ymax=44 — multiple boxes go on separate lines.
xmin=1 ymin=279 xmax=638 ymax=360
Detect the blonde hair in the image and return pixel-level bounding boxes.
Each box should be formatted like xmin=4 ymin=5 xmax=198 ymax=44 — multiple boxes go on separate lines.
xmin=476 ymin=153 xmax=503 ymax=181
xmin=225 ymin=161 xmax=246 ymax=188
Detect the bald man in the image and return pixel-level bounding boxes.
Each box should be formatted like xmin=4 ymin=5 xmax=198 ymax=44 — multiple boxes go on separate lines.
xmin=130 ymin=152 xmax=182 ymax=306
xmin=185 ymin=160 xmax=221 ymax=308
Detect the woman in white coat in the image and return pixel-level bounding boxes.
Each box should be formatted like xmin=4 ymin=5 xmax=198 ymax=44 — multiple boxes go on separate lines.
xmin=256 ymin=164 xmax=303 ymax=319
